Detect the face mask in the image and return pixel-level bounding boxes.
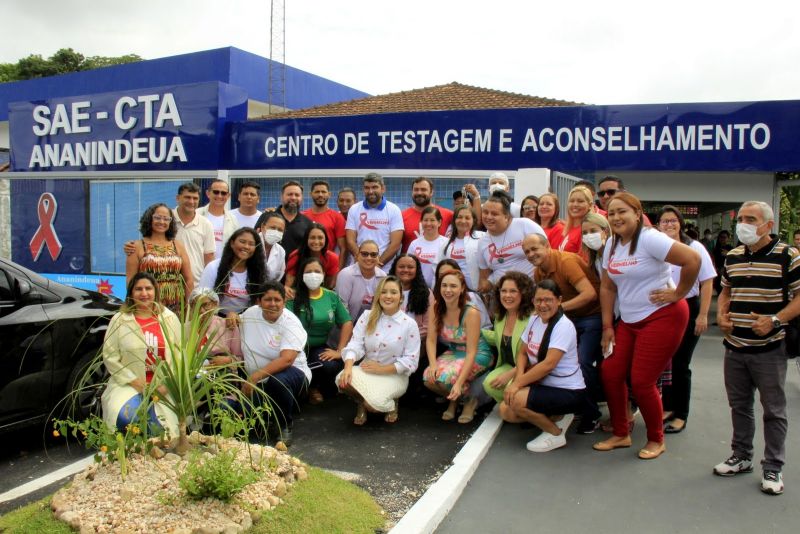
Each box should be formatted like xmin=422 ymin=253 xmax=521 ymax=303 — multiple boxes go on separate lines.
xmin=489 ymin=183 xmax=506 ymax=194
xmin=582 ymin=233 xmax=604 ymax=251
xmin=736 ymin=223 xmax=765 ymax=246
xmin=263 ymin=229 xmax=283 ymax=245
xmin=302 ymin=272 xmax=325 ymax=290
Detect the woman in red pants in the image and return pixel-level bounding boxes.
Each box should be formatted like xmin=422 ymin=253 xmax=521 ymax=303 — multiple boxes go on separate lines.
xmin=593 ymin=193 xmax=700 ymax=459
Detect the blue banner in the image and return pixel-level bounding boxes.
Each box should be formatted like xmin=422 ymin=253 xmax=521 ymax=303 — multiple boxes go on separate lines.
xmin=227 ymin=100 xmax=800 ymax=172
xmin=11 ymin=179 xmax=88 ymax=273
xmin=41 ymin=273 xmax=127 ymax=299
xmin=9 ymin=81 xmax=247 ymax=172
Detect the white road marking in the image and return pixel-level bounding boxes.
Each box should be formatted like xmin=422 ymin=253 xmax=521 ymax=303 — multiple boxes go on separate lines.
xmin=0 ymin=455 xmax=95 ymax=504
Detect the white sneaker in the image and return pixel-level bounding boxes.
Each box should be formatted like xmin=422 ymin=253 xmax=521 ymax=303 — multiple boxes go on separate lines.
xmin=555 ymin=413 xmax=575 ymax=433
xmin=526 ymin=430 xmax=567 ymax=452
xmin=761 ymin=470 xmax=784 ymax=495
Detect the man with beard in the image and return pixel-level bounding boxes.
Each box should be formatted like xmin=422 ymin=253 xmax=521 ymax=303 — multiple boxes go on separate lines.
xmin=256 ymin=180 xmax=312 ymax=256
xmin=302 ymin=180 xmax=347 ymax=268
xmin=345 ymin=172 xmax=404 ymax=270
xmin=401 ymin=177 xmax=454 ymax=252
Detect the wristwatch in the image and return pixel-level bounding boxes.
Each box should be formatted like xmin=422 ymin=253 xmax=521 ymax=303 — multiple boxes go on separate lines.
xmin=771 ymin=316 xmax=782 ymax=329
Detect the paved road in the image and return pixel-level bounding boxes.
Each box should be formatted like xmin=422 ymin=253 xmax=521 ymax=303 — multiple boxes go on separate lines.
xmin=437 ymin=333 xmax=800 ymax=534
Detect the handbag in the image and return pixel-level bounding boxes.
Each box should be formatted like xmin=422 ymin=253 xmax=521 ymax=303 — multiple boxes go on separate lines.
xmin=780 ymin=246 xmax=800 ymax=358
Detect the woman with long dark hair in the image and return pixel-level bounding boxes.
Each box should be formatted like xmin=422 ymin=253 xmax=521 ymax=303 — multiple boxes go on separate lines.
xmin=593 ymin=193 xmax=700 ymax=459
xmin=287 ymin=256 xmax=353 ymax=404
xmin=407 ymin=206 xmax=449 ymax=288
xmin=285 ymin=222 xmax=340 ymax=298
xmin=657 ymin=205 xmax=716 ymax=434
xmin=440 ymin=205 xmax=485 ymax=291
xmin=126 ymin=203 xmax=194 ymax=314
xmin=199 ymin=227 xmax=266 ymax=327
xmin=424 ymin=270 xmax=493 ymax=423
xmin=520 ymin=195 xmax=539 ymax=222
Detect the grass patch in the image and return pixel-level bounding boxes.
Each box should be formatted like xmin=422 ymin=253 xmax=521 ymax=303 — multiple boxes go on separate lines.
xmin=0 ymin=467 xmax=384 ymax=534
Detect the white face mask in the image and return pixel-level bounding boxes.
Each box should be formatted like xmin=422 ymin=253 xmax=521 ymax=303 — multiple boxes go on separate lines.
xmin=735 ymin=222 xmax=765 ymax=246
xmin=489 ymin=183 xmax=506 ymax=194
xmin=302 ymin=272 xmax=325 ymax=291
xmin=263 ymin=229 xmax=283 ymax=245
xmin=582 ymin=233 xmax=604 ymax=251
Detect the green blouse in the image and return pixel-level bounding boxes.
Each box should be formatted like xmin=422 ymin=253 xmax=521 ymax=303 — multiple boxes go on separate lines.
xmin=287 ymin=289 xmax=352 ymax=348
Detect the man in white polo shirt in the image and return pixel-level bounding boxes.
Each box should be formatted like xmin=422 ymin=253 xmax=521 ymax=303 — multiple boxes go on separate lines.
xmin=345 ymin=173 xmax=404 ymax=270
xmin=172 ymin=182 xmax=215 ymax=284
xmin=197 ymin=179 xmax=240 ymax=258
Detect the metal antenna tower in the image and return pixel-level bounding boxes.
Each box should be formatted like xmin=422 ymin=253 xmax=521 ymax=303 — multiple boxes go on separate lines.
xmin=268 ymin=0 xmax=286 ymax=113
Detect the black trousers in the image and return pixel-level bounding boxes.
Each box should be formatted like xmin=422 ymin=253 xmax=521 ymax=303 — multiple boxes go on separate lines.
xmin=662 ymin=296 xmax=700 ymax=420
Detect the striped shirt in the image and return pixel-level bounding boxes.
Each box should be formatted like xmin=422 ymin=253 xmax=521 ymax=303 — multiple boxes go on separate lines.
xmin=721 ymin=237 xmax=800 ymax=352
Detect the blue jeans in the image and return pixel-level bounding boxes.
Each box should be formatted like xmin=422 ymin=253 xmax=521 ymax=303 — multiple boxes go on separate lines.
xmin=116 ymin=393 xmax=163 ymax=433
xmin=252 ymin=366 xmax=308 ymax=428
xmin=571 ymin=313 xmax=603 ymax=420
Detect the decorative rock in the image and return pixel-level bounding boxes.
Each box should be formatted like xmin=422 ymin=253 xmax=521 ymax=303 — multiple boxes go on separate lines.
xmin=267 ymin=495 xmax=280 ymax=507
xmin=50 ymin=491 xmax=67 ymax=512
xmin=149 ymin=445 xmax=166 ymax=459
xmin=119 ymin=488 xmax=134 ymax=502
xmin=274 ymin=479 xmax=287 ymax=497
xmin=240 ymin=513 xmax=253 ymax=531
xmin=222 ymin=524 xmax=242 ymax=534
xmin=80 ymin=525 xmax=95 ymax=534
xmin=164 ymin=452 xmax=181 ymax=462
xmin=60 ymin=511 xmax=81 ymax=529
xmin=189 ymin=430 xmax=201 ymax=444
xmin=275 ymin=441 xmax=288 ymax=452
xmin=296 ymin=468 xmax=308 ymax=480
xmin=192 ymin=526 xmax=223 ymax=534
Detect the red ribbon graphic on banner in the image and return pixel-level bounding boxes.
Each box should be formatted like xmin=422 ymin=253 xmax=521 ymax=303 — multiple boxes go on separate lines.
xmin=29 ymin=192 xmax=63 ymax=262
xmin=358 ymin=212 xmax=378 ymax=230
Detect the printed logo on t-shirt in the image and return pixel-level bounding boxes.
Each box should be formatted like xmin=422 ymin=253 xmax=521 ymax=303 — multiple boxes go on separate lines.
xmin=268 ymin=334 xmax=281 ymax=348
xmin=362 ymin=294 xmax=374 ymax=305
xmin=449 ymin=245 xmax=466 ymax=260
xmin=414 ymin=246 xmax=437 ymax=265
xmin=214 ymin=229 xmax=223 ymax=243
xmin=607 ymin=256 xmax=638 ymax=275
xmin=488 ymin=240 xmax=521 ymax=264
xmin=359 ymin=212 xmax=388 ymax=230
xmin=226 ymin=285 xmax=249 ymax=298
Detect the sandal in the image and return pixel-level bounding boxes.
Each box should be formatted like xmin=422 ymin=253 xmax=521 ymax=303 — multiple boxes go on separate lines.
xmin=458 ymin=398 xmax=478 ymax=424
xmin=353 ymin=404 xmax=367 ymax=426
xmin=442 ymin=401 xmax=457 ymax=421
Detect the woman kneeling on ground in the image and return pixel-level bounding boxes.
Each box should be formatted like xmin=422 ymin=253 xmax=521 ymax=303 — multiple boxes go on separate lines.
xmin=337 ymin=276 xmax=420 ymax=425
xmin=500 ymin=280 xmax=587 ymax=453
xmin=424 ymin=270 xmax=493 ymax=423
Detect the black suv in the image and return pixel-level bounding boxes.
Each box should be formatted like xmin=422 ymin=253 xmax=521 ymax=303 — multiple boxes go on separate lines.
xmin=0 ymin=259 xmax=121 ymax=433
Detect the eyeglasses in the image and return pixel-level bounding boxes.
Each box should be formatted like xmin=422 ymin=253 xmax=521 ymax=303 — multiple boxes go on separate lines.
xmin=659 ymin=218 xmax=680 ymax=226
xmin=210 ymin=190 xmax=229 ymax=196
xmin=598 ymin=189 xmax=618 ymax=197
xmin=522 ymin=205 xmax=537 ymax=213
xmin=360 ymin=251 xmax=379 ymax=258
xmin=152 ymin=216 xmax=173 ymax=223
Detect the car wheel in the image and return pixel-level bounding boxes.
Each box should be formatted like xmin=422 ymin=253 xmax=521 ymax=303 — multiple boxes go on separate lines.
xmin=64 ymin=351 xmax=107 ymax=421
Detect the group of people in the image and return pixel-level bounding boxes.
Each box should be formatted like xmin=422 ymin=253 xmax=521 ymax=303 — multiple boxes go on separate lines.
xmin=103 ymin=172 xmax=799 ymax=496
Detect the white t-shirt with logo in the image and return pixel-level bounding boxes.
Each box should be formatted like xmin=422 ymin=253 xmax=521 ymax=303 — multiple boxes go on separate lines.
xmin=231 ymin=208 xmax=262 ymax=229
xmin=670 ymin=240 xmax=716 ymax=299
xmin=206 ymin=212 xmax=226 ymax=258
xmin=477 ymin=218 xmax=545 ymax=283
xmin=408 ymin=235 xmax=449 ymax=287
xmin=199 ymin=259 xmax=251 ymax=313
xmin=345 ymin=199 xmax=404 ymax=259
xmin=239 ymin=306 xmax=311 ymax=381
xmin=521 ymin=314 xmax=585 ymax=390
xmin=602 ymin=228 xmax=675 ymax=323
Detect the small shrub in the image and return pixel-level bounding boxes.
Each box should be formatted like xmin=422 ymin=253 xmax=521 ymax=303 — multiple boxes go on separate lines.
xmin=179 ymin=448 xmax=259 ymax=502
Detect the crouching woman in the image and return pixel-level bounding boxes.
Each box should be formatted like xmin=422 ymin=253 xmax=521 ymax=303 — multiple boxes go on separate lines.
xmin=337 ymin=276 xmax=421 ymax=425
xmin=101 ymin=272 xmax=180 ymax=438
xmin=500 ymin=280 xmax=587 ymax=452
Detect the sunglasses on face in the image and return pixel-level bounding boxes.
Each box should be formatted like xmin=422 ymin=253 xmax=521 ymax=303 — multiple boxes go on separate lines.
xmin=598 ymin=189 xmax=618 ymax=197
xmin=210 ymin=190 xmax=229 ymax=196
xmin=360 ymin=251 xmax=379 ymax=258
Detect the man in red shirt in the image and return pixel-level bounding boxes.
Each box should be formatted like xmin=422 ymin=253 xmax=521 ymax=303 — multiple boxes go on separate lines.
xmin=302 ymin=180 xmax=347 ymax=268
xmin=401 ymin=177 xmax=454 ymax=252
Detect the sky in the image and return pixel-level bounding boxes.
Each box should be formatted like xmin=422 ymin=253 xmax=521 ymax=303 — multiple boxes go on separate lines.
xmin=3 ymin=0 xmax=799 ymax=106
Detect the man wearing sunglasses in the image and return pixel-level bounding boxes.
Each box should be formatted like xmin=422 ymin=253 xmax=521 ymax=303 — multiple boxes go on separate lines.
xmin=597 ymin=175 xmax=652 ymax=226
xmin=198 ymin=179 xmax=240 ymax=259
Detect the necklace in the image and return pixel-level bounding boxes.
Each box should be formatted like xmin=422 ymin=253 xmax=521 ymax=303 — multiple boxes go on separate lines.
xmin=488 ymin=226 xmax=509 ymax=264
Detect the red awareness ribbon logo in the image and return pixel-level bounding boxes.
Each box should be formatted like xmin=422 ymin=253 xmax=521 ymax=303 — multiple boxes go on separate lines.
xmin=449 ymin=245 xmax=465 ymax=260
xmin=487 ymin=243 xmax=512 ymax=263
xmin=606 ymin=251 xmax=624 ymax=275
xmin=29 ymin=192 xmax=63 ymax=262
xmin=358 ymin=212 xmax=379 ymax=230
xmin=414 ymin=247 xmax=432 ymax=265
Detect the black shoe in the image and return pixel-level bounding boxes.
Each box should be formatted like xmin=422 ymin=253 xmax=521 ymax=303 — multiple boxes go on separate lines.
xmin=664 ymin=418 xmax=687 ymax=434
xmin=576 ymin=417 xmax=600 ymax=435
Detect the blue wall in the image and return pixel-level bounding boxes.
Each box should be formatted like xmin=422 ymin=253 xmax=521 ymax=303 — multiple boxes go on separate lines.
xmin=0 ymin=47 xmax=370 ymax=121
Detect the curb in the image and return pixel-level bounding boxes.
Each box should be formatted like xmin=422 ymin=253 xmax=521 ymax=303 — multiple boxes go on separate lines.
xmin=389 ymin=406 xmax=503 ymax=534
xmin=0 ymin=455 xmax=94 ymax=504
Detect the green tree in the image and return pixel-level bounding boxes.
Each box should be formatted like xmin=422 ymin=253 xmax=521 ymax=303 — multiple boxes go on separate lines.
xmin=778 ymin=172 xmax=800 ymax=241
xmin=1 ymin=48 xmax=143 ymax=82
